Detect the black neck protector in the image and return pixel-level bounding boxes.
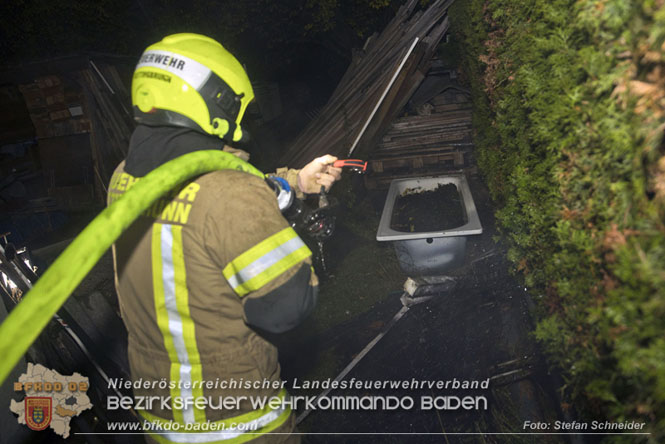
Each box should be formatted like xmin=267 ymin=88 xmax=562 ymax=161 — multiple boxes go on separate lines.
xmin=124 ymin=125 xmax=223 ymax=177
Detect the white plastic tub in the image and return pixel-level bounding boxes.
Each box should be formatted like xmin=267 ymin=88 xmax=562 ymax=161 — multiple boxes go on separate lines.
xmin=376 ymin=175 xmax=482 ymax=275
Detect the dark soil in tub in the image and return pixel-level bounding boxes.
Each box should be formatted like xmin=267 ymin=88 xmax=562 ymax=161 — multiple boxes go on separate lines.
xmin=390 ymin=183 xmax=465 ymax=232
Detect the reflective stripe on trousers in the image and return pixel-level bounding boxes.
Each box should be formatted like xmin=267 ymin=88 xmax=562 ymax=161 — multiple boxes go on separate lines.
xmin=139 ymin=390 xmax=292 ymax=444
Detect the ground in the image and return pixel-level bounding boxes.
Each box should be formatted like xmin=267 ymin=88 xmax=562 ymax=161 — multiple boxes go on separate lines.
xmin=270 ymin=171 xmax=571 ymax=443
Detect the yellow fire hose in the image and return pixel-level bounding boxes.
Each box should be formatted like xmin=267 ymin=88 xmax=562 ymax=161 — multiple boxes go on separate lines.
xmin=0 ymin=150 xmax=264 ymax=385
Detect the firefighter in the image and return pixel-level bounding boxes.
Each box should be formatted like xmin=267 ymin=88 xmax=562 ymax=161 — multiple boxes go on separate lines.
xmin=108 ymin=33 xmax=341 ymax=443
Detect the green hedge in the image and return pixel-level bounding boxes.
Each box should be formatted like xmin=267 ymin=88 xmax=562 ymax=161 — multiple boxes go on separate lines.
xmin=449 ymin=0 xmax=665 ymax=440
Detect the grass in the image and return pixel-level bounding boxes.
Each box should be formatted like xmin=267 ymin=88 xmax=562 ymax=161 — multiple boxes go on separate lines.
xmin=304 ymin=192 xmax=405 ymax=334
xmin=280 ymin=189 xmax=406 ymax=386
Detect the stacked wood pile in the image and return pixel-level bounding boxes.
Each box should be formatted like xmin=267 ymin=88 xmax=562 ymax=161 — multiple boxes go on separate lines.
xmin=278 ymin=0 xmax=454 ymax=168
xmin=7 ymin=56 xmax=134 ymax=205
xmin=18 ymin=75 xmax=92 ymax=139
xmin=366 ymin=88 xmax=472 ymax=188
xmin=78 ymin=60 xmax=134 ymax=194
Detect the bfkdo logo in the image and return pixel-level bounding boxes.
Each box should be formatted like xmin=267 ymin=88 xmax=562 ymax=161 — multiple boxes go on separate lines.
xmin=25 ymin=397 xmax=52 ymax=431
xmin=10 ymin=363 xmax=93 ymax=439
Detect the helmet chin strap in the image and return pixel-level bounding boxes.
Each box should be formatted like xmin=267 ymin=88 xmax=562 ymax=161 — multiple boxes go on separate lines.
xmin=211 ymin=117 xmax=251 ymax=144
xmin=233 ymin=126 xmax=251 ymax=143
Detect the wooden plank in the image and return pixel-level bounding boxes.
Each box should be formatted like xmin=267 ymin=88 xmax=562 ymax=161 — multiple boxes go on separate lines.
xmin=372 ymin=143 xmax=471 ymax=158
xmin=433 ymin=103 xmax=472 ymax=112
xmin=351 ymin=40 xmax=428 ymax=158
xmin=370 ymin=150 xmax=462 ymax=169
xmin=385 ymin=121 xmax=472 ymax=137
xmin=390 ymin=110 xmax=473 ymax=125
xmin=78 ymin=68 xmax=132 ymax=186
xmin=383 ymin=125 xmax=472 ymax=141
xmin=352 ymin=12 xmax=452 ymax=158
xmin=430 ymin=89 xmax=471 ymax=106
xmin=379 ymin=131 xmax=471 ymax=149
xmin=365 ymin=151 xmax=466 ymax=189
xmin=278 ymin=0 xmax=456 ymax=166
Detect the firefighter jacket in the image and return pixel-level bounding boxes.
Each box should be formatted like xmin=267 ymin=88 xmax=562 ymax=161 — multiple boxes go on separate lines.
xmin=108 ymin=126 xmax=318 ymax=443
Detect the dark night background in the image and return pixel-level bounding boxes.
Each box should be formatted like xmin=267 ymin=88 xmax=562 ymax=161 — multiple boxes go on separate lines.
xmin=0 ymin=0 xmax=406 ymax=101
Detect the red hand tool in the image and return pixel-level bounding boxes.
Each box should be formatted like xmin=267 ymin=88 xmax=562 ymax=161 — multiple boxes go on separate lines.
xmin=332 ymin=159 xmax=367 ymax=173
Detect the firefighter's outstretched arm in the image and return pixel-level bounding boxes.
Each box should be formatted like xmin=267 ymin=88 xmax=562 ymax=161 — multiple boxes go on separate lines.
xmin=297 ymin=155 xmax=342 ymax=194
xmin=273 ymin=155 xmax=342 ymax=198
xmin=204 ymin=171 xmax=319 ymax=334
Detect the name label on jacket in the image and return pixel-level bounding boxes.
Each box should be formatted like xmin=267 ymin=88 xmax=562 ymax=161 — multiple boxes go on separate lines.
xmin=108 ymin=171 xmax=200 ymax=225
